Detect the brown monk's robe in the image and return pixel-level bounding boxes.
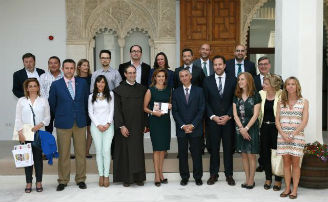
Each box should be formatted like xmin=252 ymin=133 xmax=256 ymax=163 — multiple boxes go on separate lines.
xmin=113 ymin=81 xmax=147 ymax=184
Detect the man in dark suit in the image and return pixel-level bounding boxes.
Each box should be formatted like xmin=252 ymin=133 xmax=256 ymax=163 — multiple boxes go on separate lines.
xmin=118 ymin=45 xmax=150 ymax=88
xmin=12 ymin=53 xmax=45 ymax=98
xmin=254 ymin=56 xmax=272 ymax=92
xmin=203 ymin=55 xmax=237 ymax=186
xmin=193 ymin=43 xmax=214 ymax=77
xmin=174 ymin=48 xmax=205 ymax=89
xmin=225 ymin=45 xmax=256 ymax=78
xmin=48 ymin=59 xmax=89 ymax=191
xmin=172 ymin=69 xmax=205 ymax=186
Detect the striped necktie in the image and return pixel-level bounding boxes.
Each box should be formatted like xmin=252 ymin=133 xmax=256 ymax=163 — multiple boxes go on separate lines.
xmin=67 ymin=80 xmax=75 ymax=99
xmin=237 ymin=64 xmax=242 ymax=76
xmin=202 ymin=62 xmax=208 ymax=76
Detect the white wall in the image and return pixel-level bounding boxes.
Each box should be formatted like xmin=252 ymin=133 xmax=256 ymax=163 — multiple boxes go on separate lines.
xmin=0 ymin=0 xmax=66 ymax=140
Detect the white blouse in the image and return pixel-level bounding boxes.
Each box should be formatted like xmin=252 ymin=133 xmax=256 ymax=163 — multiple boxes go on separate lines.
xmin=15 ymin=96 xmax=50 ymax=131
xmin=88 ymin=91 xmax=114 ymax=126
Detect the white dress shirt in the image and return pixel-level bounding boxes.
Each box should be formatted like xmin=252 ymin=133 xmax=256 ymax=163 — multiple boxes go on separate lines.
xmin=15 ymin=96 xmax=50 ymax=131
xmin=25 ymin=68 xmax=40 ymax=81
xmin=40 ymin=71 xmax=63 ymax=98
xmin=234 ymin=59 xmax=245 ymax=77
xmin=131 ymin=60 xmax=142 ymax=84
xmin=200 ymin=58 xmax=210 ymax=76
xmin=260 ymin=74 xmax=265 ymax=86
xmin=183 ymin=64 xmax=193 ymax=74
xmin=88 ymin=92 xmax=114 ymax=126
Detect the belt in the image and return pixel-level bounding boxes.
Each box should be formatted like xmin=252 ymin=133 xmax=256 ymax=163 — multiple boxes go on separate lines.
xmin=263 ymin=121 xmax=275 ymax=125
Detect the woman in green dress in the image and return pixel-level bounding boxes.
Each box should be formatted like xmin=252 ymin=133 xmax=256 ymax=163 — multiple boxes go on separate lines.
xmin=233 ymin=72 xmax=261 ymax=189
xmin=144 ymin=68 xmax=172 ymax=186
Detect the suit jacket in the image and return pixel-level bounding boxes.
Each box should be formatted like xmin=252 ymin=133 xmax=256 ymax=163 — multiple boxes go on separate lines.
xmin=203 ymin=74 xmax=237 ymax=120
xmin=172 ymin=85 xmax=205 ymax=138
xmin=225 ymin=59 xmax=256 ymax=78
xmin=48 ymin=77 xmax=89 ymax=129
xmin=193 ymin=58 xmax=214 ymax=76
xmin=118 ymin=61 xmax=150 ymax=88
xmin=173 ymin=65 xmax=205 ymax=89
xmin=258 ymin=89 xmax=282 ymax=127
xmin=12 ymin=68 xmax=45 ymax=98
xmin=254 ymin=74 xmax=262 ymax=92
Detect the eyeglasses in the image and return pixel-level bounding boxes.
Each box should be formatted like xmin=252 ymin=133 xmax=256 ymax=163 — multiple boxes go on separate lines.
xmin=100 ymin=57 xmax=110 ymax=60
xmin=258 ymin=63 xmax=269 ymax=66
xmin=131 ymin=50 xmax=141 ymax=53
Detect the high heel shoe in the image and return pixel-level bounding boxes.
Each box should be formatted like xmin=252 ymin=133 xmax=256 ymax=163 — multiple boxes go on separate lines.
xmin=154 ymin=181 xmax=161 ymax=187
xmin=264 ymin=183 xmax=271 ymax=190
xmin=35 ymin=182 xmax=43 ymax=192
xmin=246 ymin=182 xmax=255 ymax=189
xmin=160 ymin=178 xmax=168 ymax=184
xmin=280 ymin=190 xmax=291 ymax=197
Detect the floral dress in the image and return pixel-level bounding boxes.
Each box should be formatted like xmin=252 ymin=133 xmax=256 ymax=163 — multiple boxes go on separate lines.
xmin=233 ymin=92 xmax=261 ymax=154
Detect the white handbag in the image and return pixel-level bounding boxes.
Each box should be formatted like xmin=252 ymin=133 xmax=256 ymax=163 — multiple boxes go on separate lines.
xmin=12 ymin=143 xmax=34 ymax=168
xmin=12 ymin=124 xmax=35 ymax=141
xmin=271 ymin=149 xmax=284 ymax=177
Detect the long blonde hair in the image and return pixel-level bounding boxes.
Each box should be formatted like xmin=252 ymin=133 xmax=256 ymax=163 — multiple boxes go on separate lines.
xmin=281 ymin=76 xmax=302 ymax=107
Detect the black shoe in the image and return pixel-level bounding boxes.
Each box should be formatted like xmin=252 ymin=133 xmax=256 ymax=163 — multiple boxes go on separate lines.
xmin=256 ymin=166 xmax=264 ymax=172
xmin=136 ymin=181 xmax=144 ymax=186
xmin=154 ymin=181 xmax=161 ymax=187
xmin=195 ymin=179 xmax=203 ymax=186
xmin=86 ymin=154 xmax=92 ymax=159
xmin=264 ymin=183 xmax=272 ymax=190
xmin=56 ymin=184 xmax=67 ymax=191
xmin=246 ymin=182 xmax=255 ymax=189
xmin=273 ymin=185 xmax=281 ymax=191
xmin=77 ymin=182 xmax=87 ymax=189
xmin=226 ymin=176 xmax=235 ymax=186
xmin=160 ymin=178 xmax=168 ymax=184
xmin=241 ymin=183 xmax=247 ymax=188
xmin=70 ymin=154 xmax=75 ymax=159
xmin=180 ymin=179 xmax=188 ymax=186
xmin=123 ymin=182 xmax=130 ymax=187
xmin=207 ymin=175 xmax=218 ymax=185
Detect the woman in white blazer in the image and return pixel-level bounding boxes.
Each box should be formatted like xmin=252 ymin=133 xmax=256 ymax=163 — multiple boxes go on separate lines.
xmin=258 ymin=74 xmax=283 ymax=191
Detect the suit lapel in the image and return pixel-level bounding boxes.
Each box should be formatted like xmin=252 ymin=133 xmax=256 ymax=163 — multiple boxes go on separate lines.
xmin=60 ymin=78 xmax=74 ymax=100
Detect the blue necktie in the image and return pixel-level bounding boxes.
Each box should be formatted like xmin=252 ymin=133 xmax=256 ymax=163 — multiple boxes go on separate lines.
xmin=68 ymin=80 xmax=75 ymax=99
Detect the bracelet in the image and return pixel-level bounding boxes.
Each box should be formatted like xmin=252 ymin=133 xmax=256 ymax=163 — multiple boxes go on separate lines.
xmin=150 ymin=112 xmax=153 ymax=116
xmin=245 ymin=126 xmax=249 ymax=131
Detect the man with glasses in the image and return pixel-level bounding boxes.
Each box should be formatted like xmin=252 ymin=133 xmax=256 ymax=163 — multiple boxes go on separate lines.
xmin=254 ymin=56 xmax=272 ymax=92
xmin=119 ymin=45 xmax=150 ymax=88
xmin=90 ymin=50 xmax=122 ymax=92
xmin=225 ymin=45 xmax=256 ymax=78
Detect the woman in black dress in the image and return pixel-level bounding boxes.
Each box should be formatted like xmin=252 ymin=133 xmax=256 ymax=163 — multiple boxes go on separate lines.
xmin=77 ymin=59 xmax=92 ymax=158
xmin=144 ymin=68 xmax=172 ymax=186
xmin=258 ymin=74 xmax=283 ymax=190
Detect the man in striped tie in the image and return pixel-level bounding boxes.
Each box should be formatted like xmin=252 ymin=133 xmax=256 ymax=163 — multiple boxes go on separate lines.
xmin=49 ymin=59 xmax=89 ymax=191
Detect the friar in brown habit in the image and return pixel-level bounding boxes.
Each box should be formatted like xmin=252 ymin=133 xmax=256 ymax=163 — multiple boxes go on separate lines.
xmin=112 ymin=65 xmax=147 ymax=187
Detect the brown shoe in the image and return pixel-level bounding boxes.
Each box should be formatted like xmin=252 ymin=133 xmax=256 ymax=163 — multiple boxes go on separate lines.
xmin=226 ymin=176 xmax=236 ymax=186
xmin=289 ymin=194 xmax=297 ymax=199
xmin=104 ymin=177 xmax=110 ymax=187
xmin=99 ymin=176 xmax=104 ymax=187
xmin=207 ymin=175 xmax=218 ymax=185
xmin=280 ymin=190 xmax=291 ymax=197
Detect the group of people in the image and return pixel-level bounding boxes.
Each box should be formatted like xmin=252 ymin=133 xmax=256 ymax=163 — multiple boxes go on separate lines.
xmin=13 ymin=43 xmax=308 ymax=199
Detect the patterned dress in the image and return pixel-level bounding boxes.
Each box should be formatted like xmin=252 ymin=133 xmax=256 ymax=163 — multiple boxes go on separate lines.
xmin=233 ymin=92 xmax=261 ymax=154
xmin=277 ymin=98 xmax=305 ymax=157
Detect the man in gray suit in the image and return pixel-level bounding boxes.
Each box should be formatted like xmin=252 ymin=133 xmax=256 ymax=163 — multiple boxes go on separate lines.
xmin=193 ymin=44 xmax=214 ymax=77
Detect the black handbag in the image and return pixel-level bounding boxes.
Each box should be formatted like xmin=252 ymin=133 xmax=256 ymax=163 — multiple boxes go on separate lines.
xmin=29 ymin=104 xmax=42 ymax=150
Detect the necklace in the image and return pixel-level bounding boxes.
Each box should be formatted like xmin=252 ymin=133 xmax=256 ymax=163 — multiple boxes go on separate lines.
xmin=97 ymin=92 xmax=105 ymax=100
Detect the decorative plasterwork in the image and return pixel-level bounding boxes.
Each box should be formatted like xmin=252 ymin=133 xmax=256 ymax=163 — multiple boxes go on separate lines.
xmin=240 ymin=0 xmax=269 ymax=45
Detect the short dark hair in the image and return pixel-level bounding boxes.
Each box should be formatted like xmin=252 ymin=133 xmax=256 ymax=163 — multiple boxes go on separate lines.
xmin=124 ymin=64 xmax=136 ymax=73
xmin=130 ymin=45 xmax=142 ymax=53
xmin=182 ymin=48 xmax=193 ymax=56
xmin=99 ymin=50 xmax=111 ymax=58
xmin=258 ymin=56 xmax=270 ymax=64
xmin=48 ymin=56 xmax=61 ymax=64
xmin=22 ymin=53 xmax=35 ymax=61
xmin=62 ymin=59 xmax=76 ymax=67
xmin=212 ymin=55 xmax=226 ymax=64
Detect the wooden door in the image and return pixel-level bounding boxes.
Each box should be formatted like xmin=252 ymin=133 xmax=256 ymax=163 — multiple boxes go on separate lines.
xmin=180 ymin=0 xmax=240 ymax=64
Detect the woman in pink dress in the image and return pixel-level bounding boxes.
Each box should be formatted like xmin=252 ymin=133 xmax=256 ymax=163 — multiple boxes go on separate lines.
xmin=275 ymin=77 xmax=309 ymax=199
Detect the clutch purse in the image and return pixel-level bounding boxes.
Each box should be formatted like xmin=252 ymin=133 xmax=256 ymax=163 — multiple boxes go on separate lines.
xmin=12 ymin=124 xmax=35 ymax=141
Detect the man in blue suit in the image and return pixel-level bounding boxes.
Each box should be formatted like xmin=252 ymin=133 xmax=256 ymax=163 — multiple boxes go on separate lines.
xmin=48 ymin=59 xmax=89 ymax=191
xmin=203 ymin=56 xmax=237 ymax=186
xmin=172 ymin=69 xmax=205 ymax=186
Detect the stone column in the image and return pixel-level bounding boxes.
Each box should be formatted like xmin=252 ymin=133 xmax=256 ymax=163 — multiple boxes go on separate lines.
xmin=275 ymin=0 xmax=323 ymax=143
